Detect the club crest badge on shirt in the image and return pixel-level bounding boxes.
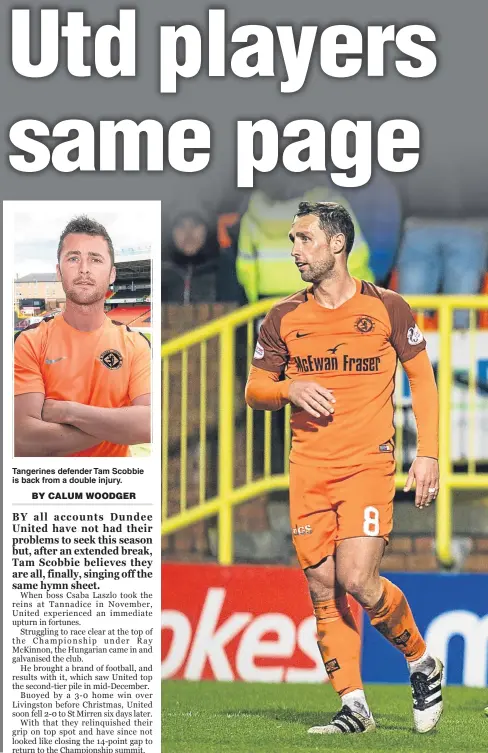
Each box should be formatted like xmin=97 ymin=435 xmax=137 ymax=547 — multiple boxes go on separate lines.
xmin=99 ymin=349 xmax=123 ymax=370
xmin=354 ymin=315 xmax=375 ymax=334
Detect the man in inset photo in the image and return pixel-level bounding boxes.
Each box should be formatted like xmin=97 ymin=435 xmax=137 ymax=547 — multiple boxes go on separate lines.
xmin=14 ymin=216 xmax=151 ymax=457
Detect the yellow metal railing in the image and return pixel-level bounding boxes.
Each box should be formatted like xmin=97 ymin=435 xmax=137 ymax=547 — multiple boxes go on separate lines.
xmin=162 ymin=295 xmax=488 ymax=567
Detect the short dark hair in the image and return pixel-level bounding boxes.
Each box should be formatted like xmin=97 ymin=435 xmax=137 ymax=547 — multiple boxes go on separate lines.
xmin=57 ymin=216 xmax=115 ymax=265
xmin=295 ymin=202 xmax=355 ymax=255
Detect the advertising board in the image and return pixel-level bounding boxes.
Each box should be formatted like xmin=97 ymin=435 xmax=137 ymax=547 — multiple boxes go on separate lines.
xmin=162 ymin=563 xmax=361 ymax=683
xmin=163 ymin=565 xmax=488 ymax=688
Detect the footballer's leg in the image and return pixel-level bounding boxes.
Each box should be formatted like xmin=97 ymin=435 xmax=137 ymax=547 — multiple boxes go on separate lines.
xmin=289 ymin=463 xmax=375 ymax=735
xmin=364 ymin=573 xmax=443 ymax=733
xmin=334 ymin=464 xmax=443 ymax=734
xmin=305 ymin=558 xmax=376 ymax=735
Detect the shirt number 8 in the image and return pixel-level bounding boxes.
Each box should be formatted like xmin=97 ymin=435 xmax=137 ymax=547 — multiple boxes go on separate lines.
xmin=363 ymin=506 xmax=380 ymax=536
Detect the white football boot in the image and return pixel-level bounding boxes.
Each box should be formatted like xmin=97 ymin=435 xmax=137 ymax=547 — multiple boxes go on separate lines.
xmin=410 ymin=656 xmax=444 ymax=733
xmin=308 ymin=704 xmax=376 ymax=735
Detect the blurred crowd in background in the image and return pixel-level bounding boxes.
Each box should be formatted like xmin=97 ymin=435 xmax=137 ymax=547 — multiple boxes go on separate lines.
xmin=162 ymin=170 xmax=488 ymax=328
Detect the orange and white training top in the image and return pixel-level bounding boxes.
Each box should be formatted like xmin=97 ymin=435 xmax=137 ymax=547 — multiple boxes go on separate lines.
xmin=246 ymin=279 xmax=438 ymax=467
xmin=14 ymin=314 xmax=151 ymax=457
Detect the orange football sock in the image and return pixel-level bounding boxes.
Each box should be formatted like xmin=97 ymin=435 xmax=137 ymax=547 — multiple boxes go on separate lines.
xmin=365 ymin=577 xmax=426 ymax=661
xmin=314 ymin=595 xmax=362 ymax=696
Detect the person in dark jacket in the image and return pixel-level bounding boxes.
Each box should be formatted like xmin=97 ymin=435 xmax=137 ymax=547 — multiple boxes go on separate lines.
xmin=162 ymin=211 xmax=243 ymax=304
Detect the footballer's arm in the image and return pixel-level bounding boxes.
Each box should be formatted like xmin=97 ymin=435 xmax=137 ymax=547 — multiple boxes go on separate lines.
xmin=403 ymin=350 xmax=439 ymax=459
xmin=15 ymin=393 xmax=99 ymax=457
xmin=245 ymin=366 xmax=335 ymax=418
xmin=402 ymin=350 xmax=439 ymax=507
xmin=42 ymin=393 xmax=151 ymax=446
xmin=245 ymin=366 xmax=290 ymax=411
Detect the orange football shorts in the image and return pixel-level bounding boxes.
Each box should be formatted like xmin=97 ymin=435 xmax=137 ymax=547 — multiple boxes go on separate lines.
xmin=289 ymin=459 xmax=395 ymax=569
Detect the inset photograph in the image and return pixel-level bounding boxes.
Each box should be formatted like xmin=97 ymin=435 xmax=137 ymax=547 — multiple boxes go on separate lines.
xmin=9 ymin=201 xmax=158 ymax=458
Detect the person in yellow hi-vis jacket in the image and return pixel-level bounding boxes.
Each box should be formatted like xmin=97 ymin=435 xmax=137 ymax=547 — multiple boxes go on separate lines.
xmin=237 ymin=181 xmax=374 ymax=303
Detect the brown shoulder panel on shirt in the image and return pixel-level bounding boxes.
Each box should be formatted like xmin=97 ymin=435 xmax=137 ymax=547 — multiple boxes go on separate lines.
xmin=111 ymin=320 xmax=151 ymax=348
xmin=14 ymin=315 xmax=55 ymax=343
xmin=361 ymin=281 xmax=426 ymax=363
xmin=252 ymin=289 xmax=307 ymax=373
xmin=359 ymin=280 xmax=383 ymax=302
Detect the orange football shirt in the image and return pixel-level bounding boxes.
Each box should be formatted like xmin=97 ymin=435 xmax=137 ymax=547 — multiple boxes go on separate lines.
xmin=252 ymin=279 xmax=427 ymax=466
xmin=14 ymin=314 xmax=151 ymax=457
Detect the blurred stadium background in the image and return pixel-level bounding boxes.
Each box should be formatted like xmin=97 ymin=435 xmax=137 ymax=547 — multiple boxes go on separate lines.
xmin=161 ymin=180 xmax=488 ymax=748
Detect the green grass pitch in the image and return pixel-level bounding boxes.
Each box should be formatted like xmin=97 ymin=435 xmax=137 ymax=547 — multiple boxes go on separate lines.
xmin=162 ymin=680 xmax=488 ymax=753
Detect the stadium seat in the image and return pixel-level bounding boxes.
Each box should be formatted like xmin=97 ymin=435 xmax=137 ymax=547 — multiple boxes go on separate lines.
xmin=131 ymin=312 xmax=152 ymax=327
xmin=106 ymin=306 xmax=150 ymax=326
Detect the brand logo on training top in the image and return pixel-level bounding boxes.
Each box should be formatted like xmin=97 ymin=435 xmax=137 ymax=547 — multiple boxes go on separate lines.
xmin=407 ymin=324 xmax=424 ymax=345
xmin=100 ymin=349 xmax=123 ymax=370
xmin=254 ymin=342 xmax=264 ymax=360
xmin=327 ymin=343 xmax=346 ymax=354
xmin=355 ymin=316 xmax=375 ymax=333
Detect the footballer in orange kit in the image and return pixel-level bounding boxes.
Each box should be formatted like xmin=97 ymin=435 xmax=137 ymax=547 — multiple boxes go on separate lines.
xmin=245 ymin=201 xmax=442 ymax=735
xmin=14 ymin=216 xmax=150 ymax=458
